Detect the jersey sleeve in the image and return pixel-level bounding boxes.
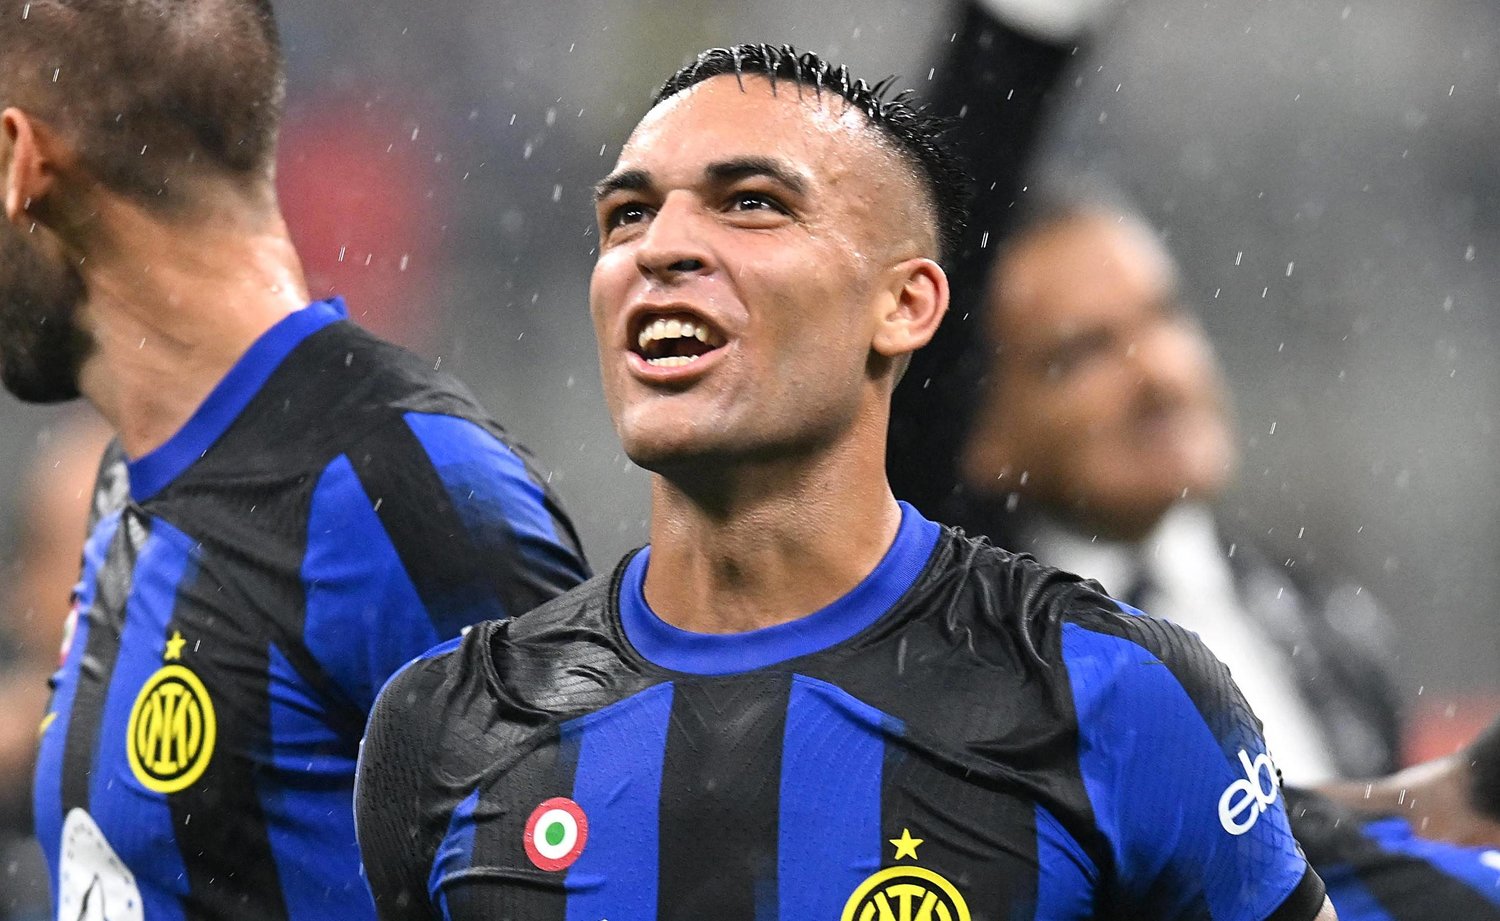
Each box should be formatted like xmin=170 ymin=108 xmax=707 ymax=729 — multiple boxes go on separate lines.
xmin=1060 ymin=601 xmax=1327 ymax=921
xmin=300 ymin=411 xmax=590 ymax=712
xmin=355 ymin=644 xmax=457 ymax=921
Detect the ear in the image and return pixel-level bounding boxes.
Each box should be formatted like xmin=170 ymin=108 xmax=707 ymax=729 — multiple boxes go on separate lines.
xmin=2 ymin=107 xmax=62 ymax=226
xmin=872 ymin=257 xmax=949 ymax=359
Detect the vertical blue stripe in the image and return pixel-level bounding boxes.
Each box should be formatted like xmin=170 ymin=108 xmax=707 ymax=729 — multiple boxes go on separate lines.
xmin=401 ymin=411 xmax=590 ymax=615
xmin=1319 ymin=866 xmax=1399 ymax=921
xmin=33 ymin=510 xmax=121 ymax=894
xmin=1034 ymin=803 xmax=1097 ymax=919
xmin=303 ymin=454 xmax=436 ymax=712
xmin=777 ymin=676 xmax=889 ymax=919
xmin=563 ymin=682 xmax=675 ymax=921
xmin=261 ymin=643 xmax=372 ymax=920
xmin=428 ymin=788 xmax=481 ymax=921
xmin=86 ymin=520 xmax=198 ymax=919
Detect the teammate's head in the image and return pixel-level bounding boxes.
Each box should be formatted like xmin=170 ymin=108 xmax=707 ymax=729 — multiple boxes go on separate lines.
xmin=590 ymin=45 xmax=963 ymax=480
xmin=0 ymin=0 xmax=285 ymax=402
xmin=959 ymin=203 xmax=1235 ymax=539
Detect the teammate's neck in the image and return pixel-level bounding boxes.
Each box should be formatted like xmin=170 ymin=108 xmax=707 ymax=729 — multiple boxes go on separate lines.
xmin=76 ymin=195 xmax=310 ymax=459
xmin=643 ymin=441 xmax=903 ymax=635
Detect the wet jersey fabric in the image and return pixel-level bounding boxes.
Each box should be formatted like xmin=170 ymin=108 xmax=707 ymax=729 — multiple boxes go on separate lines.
xmin=33 ymin=298 xmax=590 ymax=921
xmin=1286 ymin=788 xmax=1500 ymax=920
xmin=357 ymin=503 xmax=1325 ymax=921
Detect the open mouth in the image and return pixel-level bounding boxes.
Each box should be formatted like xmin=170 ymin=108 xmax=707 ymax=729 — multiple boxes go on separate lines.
xmin=632 ymin=314 xmax=727 ymax=368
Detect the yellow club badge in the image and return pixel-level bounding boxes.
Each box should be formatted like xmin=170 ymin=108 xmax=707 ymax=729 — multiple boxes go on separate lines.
xmin=126 ymin=630 xmax=216 ymax=794
xmin=841 ymin=828 xmax=971 ymax=921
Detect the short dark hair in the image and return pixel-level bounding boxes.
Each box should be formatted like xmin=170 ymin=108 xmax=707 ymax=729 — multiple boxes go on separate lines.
xmin=653 ymin=44 xmax=970 ymax=264
xmin=0 ymin=0 xmax=285 ymax=208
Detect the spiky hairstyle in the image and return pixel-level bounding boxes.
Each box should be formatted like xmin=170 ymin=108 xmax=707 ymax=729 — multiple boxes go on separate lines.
xmin=653 ymin=44 xmax=970 ymax=264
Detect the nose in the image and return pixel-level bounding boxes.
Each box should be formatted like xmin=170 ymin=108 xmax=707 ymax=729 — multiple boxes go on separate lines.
xmin=1134 ymin=317 xmax=1219 ymax=404
xmin=635 ymin=193 xmax=712 ymax=283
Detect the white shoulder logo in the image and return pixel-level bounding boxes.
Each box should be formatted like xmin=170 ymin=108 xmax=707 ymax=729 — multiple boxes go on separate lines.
xmin=1218 ymin=749 xmax=1281 ymax=836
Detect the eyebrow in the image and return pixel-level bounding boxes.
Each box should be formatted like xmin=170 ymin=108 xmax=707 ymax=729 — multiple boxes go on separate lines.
xmin=704 ymin=157 xmax=808 ymax=195
xmin=594 ymin=168 xmax=650 ymax=202
xmin=593 ymin=157 xmax=808 ymax=202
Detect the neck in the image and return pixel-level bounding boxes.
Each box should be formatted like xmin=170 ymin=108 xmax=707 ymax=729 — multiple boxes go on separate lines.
xmin=73 ymin=194 xmax=309 ymax=459
xmin=643 ymin=432 xmax=902 ymax=634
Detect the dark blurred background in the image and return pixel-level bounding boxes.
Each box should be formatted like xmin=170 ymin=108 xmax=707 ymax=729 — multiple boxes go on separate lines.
xmin=4 ymin=0 xmax=1497 ymax=816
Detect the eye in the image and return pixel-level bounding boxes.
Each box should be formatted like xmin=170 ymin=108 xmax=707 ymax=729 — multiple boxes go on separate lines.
xmin=603 ymin=201 xmax=652 ymax=231
xmin=727 ymin=191 xmax=786 ymax=214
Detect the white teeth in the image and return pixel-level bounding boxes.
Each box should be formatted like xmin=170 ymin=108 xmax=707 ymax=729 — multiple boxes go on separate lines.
xmin=635 ymin=316 xmax=726 ymax=350
xmin=646 ymin=355 xmax=700 ymax=368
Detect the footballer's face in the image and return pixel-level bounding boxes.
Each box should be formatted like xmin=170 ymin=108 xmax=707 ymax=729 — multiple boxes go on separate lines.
xmin=590 ymin=75 xmax=935 ymax=476
xmin=962 ymin=213 xmax=1235 ymax=539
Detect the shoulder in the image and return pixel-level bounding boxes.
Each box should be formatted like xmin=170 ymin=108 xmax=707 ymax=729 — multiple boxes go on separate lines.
xmin=375 ymin=567 xmax=628 ymax=720
xmin=917 ymin=525 xmax=1124 ymax=657
xmin=931 ymin=527 xmax=1255 ymax=745
xmin=306 ymin=323 xmax=498 ymax=448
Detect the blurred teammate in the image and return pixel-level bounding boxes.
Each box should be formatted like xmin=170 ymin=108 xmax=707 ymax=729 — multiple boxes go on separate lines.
xmin=357 ymin=45 xmax=1335 ymax=920
xmin=1285 ymin=716 xmax=1500 ymax=917
xmin=0 ymin=2 xmax=589 ymax=918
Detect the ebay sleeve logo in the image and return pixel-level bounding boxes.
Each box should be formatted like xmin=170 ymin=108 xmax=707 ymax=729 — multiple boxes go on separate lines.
xmin=1218 ymin=749 xmax=1280 ymax=836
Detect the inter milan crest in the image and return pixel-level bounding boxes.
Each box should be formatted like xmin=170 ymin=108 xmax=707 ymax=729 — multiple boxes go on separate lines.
xmin=523 ymin=797 xmax=589 ymax=871
xmin=841 ymin=828 xmax=971 ymax=921
xmin=126 ymin=631 xmax=217 ymax=794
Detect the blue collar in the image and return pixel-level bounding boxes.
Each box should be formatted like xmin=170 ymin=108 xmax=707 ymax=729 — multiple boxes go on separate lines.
xmin=619 ymin=501 xmax=941 ymax=675
xmin=127 ymin=298 xmax=348 ymax=501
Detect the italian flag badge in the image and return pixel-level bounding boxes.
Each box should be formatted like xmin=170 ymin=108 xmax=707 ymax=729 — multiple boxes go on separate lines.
xmin=524 ymin=797 xmax=589 ymax=871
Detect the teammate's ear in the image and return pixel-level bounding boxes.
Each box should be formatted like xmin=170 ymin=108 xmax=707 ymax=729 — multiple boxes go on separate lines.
xmin=2 ymin=108 xmax=60 ymax=226
xmin=872 ymin=257 xmax=948 ymax=359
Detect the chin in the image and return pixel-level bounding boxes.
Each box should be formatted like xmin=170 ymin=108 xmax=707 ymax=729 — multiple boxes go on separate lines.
xmin=619 ymin=426 xmax=717 ymax=476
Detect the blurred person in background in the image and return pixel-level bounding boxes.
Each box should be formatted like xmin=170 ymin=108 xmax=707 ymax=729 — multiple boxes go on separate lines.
xmin=0 ymin=1 xmax=588 ymax=918
xmin=898 ymin=0 xmax=1400 ymax=786
xmin=941 ymin=201 xmax=1402 ymax=784
xmin=890 ymin=3 xmax=1500 ymax=915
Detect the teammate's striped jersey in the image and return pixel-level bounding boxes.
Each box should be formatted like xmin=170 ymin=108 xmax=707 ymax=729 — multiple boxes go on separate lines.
xmin=1287 ymin=788 xmax=1500 ymax=920
xmin=33 ymin=298 xmax=590 ymax=920
xmin=357 ymin=503 xmax=1326 ymax=920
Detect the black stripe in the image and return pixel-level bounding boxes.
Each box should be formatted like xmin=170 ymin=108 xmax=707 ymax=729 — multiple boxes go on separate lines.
xmin=658 ymin=675 xmax=791 ymax=919
xmin=443 ymin=727 xmax=575 ymax=920
xmin=880 ymin=739 xmax=1038 ymax=921
xmin=60 ymin=509 xmax=147 ymax=814
xmin=348 ymin=417 xmax=512 ymax=632
xmin=164 ymin=561 xmax=289 ymax=921
xmin=1265 ymin=866 xmax=1327 ymax=921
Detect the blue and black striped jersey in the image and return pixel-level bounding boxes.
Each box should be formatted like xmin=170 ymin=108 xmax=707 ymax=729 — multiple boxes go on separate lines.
xmin=33 ymin=298 xmax=590 ymax=920
xmin=357 ymin=503 xmax=1325 ymax=920
xmin=1286 ymin=788 xmax=1500 ymax=920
